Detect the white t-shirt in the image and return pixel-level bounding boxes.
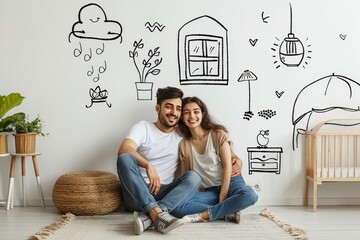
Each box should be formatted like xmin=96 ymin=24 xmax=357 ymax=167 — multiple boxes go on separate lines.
xmin=192 ymin=131 xmax=223 ymax=188
xmin=125 ymin=120 xmax=182 ymax=185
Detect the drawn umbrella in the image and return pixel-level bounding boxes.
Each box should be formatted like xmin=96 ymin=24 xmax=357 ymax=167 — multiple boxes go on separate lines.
xmin=238 ymin=70 xmax=258 ymax=120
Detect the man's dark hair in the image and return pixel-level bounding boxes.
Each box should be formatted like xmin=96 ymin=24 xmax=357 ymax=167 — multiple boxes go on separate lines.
xmin=156 ymin=86 xmax=183 ymax=105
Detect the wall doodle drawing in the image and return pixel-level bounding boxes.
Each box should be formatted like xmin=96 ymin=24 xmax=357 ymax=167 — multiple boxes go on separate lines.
xmin=261 ymin=11 xmax=270 ymax=23
xmin=257 ymin=130 xmax=270 ymax=147
xmin=238 ymin=70 xmax=257 ymax=120
xmin=247 ymin=130 xmax=283 ymax=174
xmin=292 ymin=73 xmax=360 ymax=150
xmin=339 ymin=34 xmax=347 ymax=40
xmin=271 ymin=3 xmax=312 ymax=69
xmin=69 ymin=3 xmax=123 ymax=108
xmin=249 ymin=39 xmax=258 ymax=47
xmin=275 ymin=90 xmax=284 ymax=98
xmin=178 ymin=15 xmax=229 ymax=85
xmin=145 ymin=22 xmax=165 ymax=32
xmin=68 ymin=3 xmax=123 ymax=42
xmin=129 ymin=39 xmax=162 ymax=100
xmin=86 ymin=86 xmax=112 ymax=108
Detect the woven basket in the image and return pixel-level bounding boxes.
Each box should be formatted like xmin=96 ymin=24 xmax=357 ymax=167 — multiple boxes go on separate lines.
xmin=52 ymin=171 xmax=121 ymax=216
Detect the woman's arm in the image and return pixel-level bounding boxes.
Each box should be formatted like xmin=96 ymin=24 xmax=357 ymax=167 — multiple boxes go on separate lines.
xmin=219 ymin=141 xmax=232 ymax=203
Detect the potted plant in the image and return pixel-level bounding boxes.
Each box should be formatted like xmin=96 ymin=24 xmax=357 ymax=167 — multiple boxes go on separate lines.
xmin=11 ymin=115 xmax=48 ymax=154
xmin=0 ymin=93 xmax=25 ymax=154
xmin=129 ymin=39 xmax=162 ymax=100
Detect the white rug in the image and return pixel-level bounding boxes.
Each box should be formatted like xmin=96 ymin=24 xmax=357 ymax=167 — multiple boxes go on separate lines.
xmin=30 ymin=209 xmax=308 ymax=240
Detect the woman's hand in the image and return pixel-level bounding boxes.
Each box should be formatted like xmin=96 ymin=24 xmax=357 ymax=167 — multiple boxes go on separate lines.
xmin=146 ymin=164 xmax=160 ymax=195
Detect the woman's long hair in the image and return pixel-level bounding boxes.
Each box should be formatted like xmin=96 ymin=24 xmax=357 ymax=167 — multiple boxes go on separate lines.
xmin=178 ymin=96 xmax=227 ymax=138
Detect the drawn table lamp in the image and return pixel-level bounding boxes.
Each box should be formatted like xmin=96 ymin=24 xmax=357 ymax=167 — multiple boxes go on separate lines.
xmin=238 ymin=70 xmax=258 ymax=120
xmin=279 ymin=3 xmax=304 ymax=67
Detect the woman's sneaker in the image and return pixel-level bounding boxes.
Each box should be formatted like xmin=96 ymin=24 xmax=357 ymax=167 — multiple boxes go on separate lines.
xmin=224 ymin=211 xmax=241 ymax=223
xmin=182 ymin=214 xmax=207 ymax=223
xmin=153 ymin=211 xmax=184 ymax=234
xmin=133 ymin=211 xmax=152 ymax=235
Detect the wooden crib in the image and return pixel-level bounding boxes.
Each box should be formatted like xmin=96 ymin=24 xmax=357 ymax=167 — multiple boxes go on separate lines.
xmin=304 ymin=119 xmax=360 ymax=211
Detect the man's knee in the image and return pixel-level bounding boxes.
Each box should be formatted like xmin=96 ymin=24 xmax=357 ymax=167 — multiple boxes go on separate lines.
xmin=183 ymin=170 xmax=202 ymax=187
xmin=117 ymin=153 xmax=135 ymax=169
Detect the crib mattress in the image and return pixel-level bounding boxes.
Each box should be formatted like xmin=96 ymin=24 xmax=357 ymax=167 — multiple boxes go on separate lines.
xmin=317 ymin=167 xmax=360 ymax=178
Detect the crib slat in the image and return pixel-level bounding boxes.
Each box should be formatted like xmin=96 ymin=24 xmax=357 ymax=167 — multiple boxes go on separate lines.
xmin=339 ymin=136 xmax=343 ymax=177
xmin=347 ymin=135 xmax=350 ymax=177
xmin=354 ymin=136 xmax=357 ymax=178
xmin=327 ymin=135 xmax=331 ymax=177
xmin=333 ymin=135 xmax=336 ymax=178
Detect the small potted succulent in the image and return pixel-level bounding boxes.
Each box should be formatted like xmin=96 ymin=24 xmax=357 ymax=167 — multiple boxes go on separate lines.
xmin=0 ymin=93 xmax=25 ymax=154
xmin=12 ymin=115 xmax=48 ymax=154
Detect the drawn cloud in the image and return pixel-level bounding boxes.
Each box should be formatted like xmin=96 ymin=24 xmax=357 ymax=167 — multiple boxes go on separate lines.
xmin=69 ymin=3 xmax=122 ymax=42
xmin=291 ymin=73 xmax=360 ymax=150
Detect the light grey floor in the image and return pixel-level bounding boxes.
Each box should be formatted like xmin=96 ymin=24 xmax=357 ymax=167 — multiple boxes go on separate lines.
xmin=1 ymin=205 xmax=360 ymax=240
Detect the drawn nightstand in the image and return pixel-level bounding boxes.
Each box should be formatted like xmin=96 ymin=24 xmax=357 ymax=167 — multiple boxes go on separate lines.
xmin=247 ymin=147 xmax=283 ymax=174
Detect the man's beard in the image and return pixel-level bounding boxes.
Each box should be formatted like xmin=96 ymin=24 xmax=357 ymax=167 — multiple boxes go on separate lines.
xmin=158 ymin=112 xmax=179 ymax=128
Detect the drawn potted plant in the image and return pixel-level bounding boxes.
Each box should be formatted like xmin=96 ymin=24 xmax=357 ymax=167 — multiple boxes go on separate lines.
xmin=0 ymin=93 xmax=25 ymax=154
xmin=129 ymin=39 xmax=162 ymax=100
xmin=11 ymin=115 xmax=48 ymax=154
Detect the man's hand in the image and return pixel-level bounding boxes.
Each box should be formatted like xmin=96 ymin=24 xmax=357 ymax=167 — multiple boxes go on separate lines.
xmin=146 ymin=164 xmax=161 ymax=195
xmin=231 ymin=156 xmax=243 ymax=177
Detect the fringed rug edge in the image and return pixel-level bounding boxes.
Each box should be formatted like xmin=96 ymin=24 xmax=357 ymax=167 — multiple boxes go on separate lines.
xmin=260 ymin=208 xmax=308 ymax=240
xmin=29 ymin=212 xmax=76 ymax=240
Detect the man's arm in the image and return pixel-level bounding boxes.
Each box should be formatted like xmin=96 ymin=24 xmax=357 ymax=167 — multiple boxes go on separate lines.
xmin=118 ymin=138 xmax=161 ymax=195
xmin=231 ymin=151 xmax=243 ymax=177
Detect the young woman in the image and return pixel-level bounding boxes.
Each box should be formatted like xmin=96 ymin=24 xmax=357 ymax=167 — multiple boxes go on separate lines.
xmin=172 ymin=96 xmax=258 ymax=223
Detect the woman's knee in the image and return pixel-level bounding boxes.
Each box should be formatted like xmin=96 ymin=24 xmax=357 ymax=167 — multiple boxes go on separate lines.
xmin=233 ymin=185 xmax=258 ymax=205
xmin=245 ymin=185 xmax=259 ymax=205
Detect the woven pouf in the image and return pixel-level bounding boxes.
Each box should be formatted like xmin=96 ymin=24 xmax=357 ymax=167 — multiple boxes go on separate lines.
xmin=52 ymin=171 xmax=121 ymax=216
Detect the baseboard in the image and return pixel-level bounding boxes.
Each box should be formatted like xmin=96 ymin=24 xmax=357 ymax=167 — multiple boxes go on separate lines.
xmin=7 ymin=197 xmax=360 ymax=208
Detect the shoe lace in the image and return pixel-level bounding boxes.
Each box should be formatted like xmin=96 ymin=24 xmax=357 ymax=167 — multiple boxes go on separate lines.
xmin=159 ymin=212 xmax=175 ymax=223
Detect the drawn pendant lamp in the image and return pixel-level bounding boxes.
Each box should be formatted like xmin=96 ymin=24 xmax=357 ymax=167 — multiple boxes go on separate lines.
xmin=279 ymin=3 xmax=304 ymax=67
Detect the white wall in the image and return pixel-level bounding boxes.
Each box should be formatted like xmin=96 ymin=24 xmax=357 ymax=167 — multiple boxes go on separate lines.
xmin=1 ymin=0 xmax=360 ymax=206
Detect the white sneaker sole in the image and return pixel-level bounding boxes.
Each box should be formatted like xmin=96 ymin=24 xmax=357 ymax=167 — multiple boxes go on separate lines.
xmin=157 ymin=219 xmax=185 ymax=234
xmin=133 ymin=212 xmax=144 ymax=235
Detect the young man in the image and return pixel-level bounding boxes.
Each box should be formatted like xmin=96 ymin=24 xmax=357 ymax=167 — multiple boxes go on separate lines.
xmin=117 ymin=86 xmax=201 ymax=234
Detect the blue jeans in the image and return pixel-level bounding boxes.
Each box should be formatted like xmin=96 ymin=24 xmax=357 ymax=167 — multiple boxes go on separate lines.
xmin=172 ymin=176 xmax=258 ymax=221
xmin=117 ymin=153 xmax=201 ymax=213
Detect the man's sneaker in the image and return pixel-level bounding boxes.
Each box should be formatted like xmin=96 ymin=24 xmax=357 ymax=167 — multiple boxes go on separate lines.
xmin=224 ymin=211 xmax=241 ymax=223
xmin=133 ymin=211 xmax=152 ymax=235
xmin=182 ymin=214 xmax=207 ymax=223
xmin=153 ymin=211 xmax=184 ymax=234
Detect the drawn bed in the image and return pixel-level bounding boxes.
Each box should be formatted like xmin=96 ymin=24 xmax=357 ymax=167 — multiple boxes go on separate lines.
xmin=304 ymin=119 xmax=360 ymax=211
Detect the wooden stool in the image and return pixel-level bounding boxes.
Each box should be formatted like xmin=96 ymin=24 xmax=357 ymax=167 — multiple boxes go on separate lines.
xmin=0 ymin=153 xmax=10 ymax=206
xmin=6 ymin=153 xmax=45 ymax=210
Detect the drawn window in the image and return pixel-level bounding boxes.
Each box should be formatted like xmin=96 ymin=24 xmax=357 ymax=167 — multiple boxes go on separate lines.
xmin=186 ymin=35 xmax=222 ymax=78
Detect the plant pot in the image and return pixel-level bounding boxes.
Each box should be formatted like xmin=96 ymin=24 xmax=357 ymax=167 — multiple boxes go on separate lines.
xmin=13 ymin=133 xmax=37 ymax=154
xmin=135 ymin=82 xmax=153 ymax=100
xmin=0 ymin=134 xmax=8 ymax=154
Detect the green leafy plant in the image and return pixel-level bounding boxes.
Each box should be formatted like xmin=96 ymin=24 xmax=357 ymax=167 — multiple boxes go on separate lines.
xmin=0 ymin=93 xmax=25 ymax=132
xmin=12 ymin=115 xmax=48 ymax=137
xmin=129 ymin=39 xmax=162 ymax=83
